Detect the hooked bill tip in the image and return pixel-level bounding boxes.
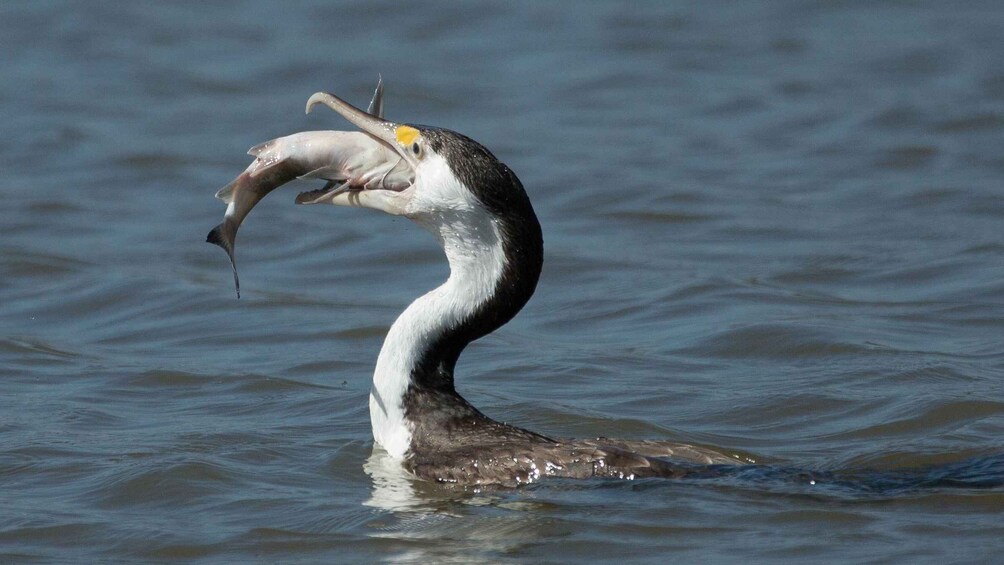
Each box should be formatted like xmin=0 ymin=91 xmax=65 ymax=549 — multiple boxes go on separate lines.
xmin=305 ymin=92 xmax=327 ymax=115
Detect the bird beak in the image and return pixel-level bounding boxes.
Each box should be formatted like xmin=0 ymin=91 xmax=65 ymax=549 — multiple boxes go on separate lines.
xmin=296 ymin=91 xmax=420 ymax=215
xmin=306 ymin=91 xmax=420 ymax=170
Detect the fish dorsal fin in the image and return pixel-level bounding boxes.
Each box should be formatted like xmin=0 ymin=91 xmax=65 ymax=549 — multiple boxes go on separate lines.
xmin=367 ymin=75 xmax=384 ymax=119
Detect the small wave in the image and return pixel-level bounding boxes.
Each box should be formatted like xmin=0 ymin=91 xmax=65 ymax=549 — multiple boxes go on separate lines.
xmin=676 ymin=453 xmax=1004 ymax=498
xmin=683 ymin=323 xmax=880 ymax=360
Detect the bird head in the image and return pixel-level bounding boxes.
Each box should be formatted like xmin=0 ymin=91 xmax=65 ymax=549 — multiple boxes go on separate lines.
xmin=302 ymin=91 xmax=529 ymax=235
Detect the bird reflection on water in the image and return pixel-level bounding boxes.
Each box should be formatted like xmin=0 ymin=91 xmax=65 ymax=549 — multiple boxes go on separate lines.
xmin=362 ymin=447 xmax=560 ymax=563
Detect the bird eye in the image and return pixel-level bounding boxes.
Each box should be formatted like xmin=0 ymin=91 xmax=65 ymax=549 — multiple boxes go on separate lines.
xmin=412 ymin=142 xmax=421 ymax=156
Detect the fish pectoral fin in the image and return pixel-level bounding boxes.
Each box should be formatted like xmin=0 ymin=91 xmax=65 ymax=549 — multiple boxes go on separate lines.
xmin=247 ymin=140 xmax=273 ymax=157
xmin=295 ymin=181 xmax=353 ymax=205
xmin=214 ymin=176 xmax=241 ymax=203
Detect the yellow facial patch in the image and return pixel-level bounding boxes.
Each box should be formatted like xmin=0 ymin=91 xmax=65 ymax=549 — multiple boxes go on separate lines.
xmin=395 ymin=125 xmax=420 ymax=146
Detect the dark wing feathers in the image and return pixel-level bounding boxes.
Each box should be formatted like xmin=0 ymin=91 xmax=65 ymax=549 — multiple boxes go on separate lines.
xmin=405 ymin=428 xmax=745 ymax=487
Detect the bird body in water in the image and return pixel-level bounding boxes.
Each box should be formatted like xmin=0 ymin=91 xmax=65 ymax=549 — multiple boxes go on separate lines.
xmin=208 ymin=81 xmax=745 ymax=487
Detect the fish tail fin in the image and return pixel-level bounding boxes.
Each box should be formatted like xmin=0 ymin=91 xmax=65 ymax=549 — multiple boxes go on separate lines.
xmin=206 ymin=221 xmax=240 ymax=298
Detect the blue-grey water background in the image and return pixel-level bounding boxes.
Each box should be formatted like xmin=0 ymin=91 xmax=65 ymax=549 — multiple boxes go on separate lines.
xmin=3 ymin=1 xmax=1004 ymax=562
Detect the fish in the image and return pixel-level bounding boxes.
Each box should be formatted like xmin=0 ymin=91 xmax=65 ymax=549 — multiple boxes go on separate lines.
xmin=206 ymin=78 xmax=411 ymax=297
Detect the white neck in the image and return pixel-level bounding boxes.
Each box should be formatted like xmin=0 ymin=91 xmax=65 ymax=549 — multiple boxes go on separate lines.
xmin=368 ymin=171 xmax=506 ymax=459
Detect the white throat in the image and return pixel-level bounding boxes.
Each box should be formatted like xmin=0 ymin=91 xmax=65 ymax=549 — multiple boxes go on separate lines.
xmin=368 ymin=154 xmax=507 ymax=459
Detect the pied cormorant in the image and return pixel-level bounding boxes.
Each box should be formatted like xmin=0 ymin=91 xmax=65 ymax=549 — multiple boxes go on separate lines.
xmin=208 ymin=81 xmax=745 ymax=486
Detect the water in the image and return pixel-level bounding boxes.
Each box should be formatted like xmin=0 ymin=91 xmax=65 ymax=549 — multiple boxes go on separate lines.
xmin=2 ymin=1 xmax=1003 ymax=562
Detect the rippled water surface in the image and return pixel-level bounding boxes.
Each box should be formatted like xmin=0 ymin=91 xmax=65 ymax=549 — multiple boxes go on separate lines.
xmin=3 ymin=1 xmax=1004 ymax=563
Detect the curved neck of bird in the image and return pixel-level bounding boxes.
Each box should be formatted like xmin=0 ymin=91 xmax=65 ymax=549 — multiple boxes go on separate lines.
xmin=369 ymin=197 xmax=542 ymax=458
